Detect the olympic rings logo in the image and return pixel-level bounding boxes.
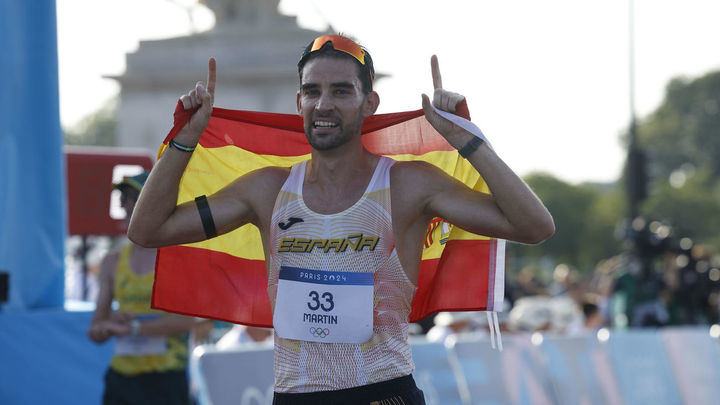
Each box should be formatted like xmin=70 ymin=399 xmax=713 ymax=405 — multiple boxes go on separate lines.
xmin=309 ymin=327 xmax=330 ymax=338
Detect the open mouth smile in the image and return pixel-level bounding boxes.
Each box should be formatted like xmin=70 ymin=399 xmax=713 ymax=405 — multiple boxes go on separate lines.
xmin=313 ymin=120 xmax=339 ymax=129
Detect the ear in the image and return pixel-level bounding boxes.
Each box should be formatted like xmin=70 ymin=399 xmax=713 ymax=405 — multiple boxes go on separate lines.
xmin=296 ymin=91 xmax=302 ymax=116
xmin=362 ymin=91 xmax=380 ymax=118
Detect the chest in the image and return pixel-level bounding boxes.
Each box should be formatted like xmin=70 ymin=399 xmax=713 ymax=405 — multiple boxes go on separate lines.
xmin=271 ymin=198 xmax=393 ymax=261
xmin=300 ymin=176 xmax=372 ymax=215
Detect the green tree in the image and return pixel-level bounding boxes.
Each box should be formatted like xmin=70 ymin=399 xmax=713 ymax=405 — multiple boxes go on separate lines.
xmin=639 ymin=72 xmax=720 ymax=180
xmin=642 ymin=166 xmax=720 ymax=247
xmin=509 ymin=173 xmax=624 ymax=273
xmin=63 ymin=98 xmax=117 ymax=146
xmin=636 ymin=70 xmax=720 ymax=247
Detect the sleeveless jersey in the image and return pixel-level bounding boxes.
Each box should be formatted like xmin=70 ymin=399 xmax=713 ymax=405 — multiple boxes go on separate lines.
xmin=110 ymin=244 xmax=188 ymax=376
xmin=267 ymin=156 xmax=417 ymax=393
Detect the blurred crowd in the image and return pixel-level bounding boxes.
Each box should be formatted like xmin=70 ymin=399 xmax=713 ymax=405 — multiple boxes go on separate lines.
xmin=67 ymin=235 xmax=720 ymax=350
xmin=66 ymin=218 xmax=719 ymax=404
xmin=497 ymin=239 xmax=720 ymax=338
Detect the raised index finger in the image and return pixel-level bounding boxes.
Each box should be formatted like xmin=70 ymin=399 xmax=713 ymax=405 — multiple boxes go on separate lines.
xmin=431 ymin=54 xmax=442 ymax=90
xmin=206 ymin=57 xmax=217 ymax=96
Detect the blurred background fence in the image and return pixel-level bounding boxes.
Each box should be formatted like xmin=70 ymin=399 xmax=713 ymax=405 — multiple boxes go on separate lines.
xmin=3 ymin=310 xmax=717 ymax=404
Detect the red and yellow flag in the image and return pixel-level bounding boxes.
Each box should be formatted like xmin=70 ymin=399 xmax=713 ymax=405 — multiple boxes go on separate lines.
xmin=151 ymin=102 xmax=505 ymax=327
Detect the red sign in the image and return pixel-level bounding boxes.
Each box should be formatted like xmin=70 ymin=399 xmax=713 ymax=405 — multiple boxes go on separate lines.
xmin=65 ymin=146 xmax=153 ymax=236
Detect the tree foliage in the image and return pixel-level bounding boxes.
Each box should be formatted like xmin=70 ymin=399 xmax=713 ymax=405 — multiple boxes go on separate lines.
xmin=639 ymin=72 xmax=720 ymax=180
xmin=509 ymin=173 xmax=624 ymax=273
xmin=509 ymin=70 xmax=720 ymax=274
xmin=637 ymin=71 xmax=720 ymax=247
xmin=63 ymin=98 xmax=117 ymax=146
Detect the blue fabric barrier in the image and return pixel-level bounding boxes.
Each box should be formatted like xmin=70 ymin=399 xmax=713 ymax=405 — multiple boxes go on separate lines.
xmin=448 ymin=334 xmax=512 ymax=405
xmin=541 ymin=336 xmax=621 ymax=405
xmin=0 ymin=310 xmax=113 ymax=404
xmin=188 ymin=328 xmax=720 ymax=405
xmin=411 ymin=340 xmax=466 ymax=404
xmin=3 ymin=310 xmax=720 ymax=405
xmin=606 ymin=329 xmax=683 ymax=404
xmin=452 ymin=334 xmax=556 ymax=405
xmin=0 ymin=0 xmax=66 ymax=310
xmin=661 ymin=327 xmax=720 ymax=403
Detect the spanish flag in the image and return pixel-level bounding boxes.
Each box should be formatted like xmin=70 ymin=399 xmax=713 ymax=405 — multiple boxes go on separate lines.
xmin=151 ymin=102 xmax=505 ymax=327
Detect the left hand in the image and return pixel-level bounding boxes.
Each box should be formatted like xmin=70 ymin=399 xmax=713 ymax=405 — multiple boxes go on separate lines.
xmin=101 ymin=312 xmax=134 ymax=337
xmin=421 ymin=55 xmax=469 ymax=148
xmin=110 ymin=311 xmax=134 ymax=324
xmin=103 ymin=319 xmax=132 ymax=336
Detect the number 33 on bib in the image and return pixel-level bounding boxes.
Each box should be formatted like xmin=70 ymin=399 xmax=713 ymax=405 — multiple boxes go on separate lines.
xmin=274 ymin=266 xmax=374 ymax=343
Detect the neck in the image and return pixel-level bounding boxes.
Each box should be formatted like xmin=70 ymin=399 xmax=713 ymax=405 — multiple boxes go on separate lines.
xmin=307 ymin=144 xmax=376 ymax=187
xmin=302 ymin=139 xmax=380 ymax=215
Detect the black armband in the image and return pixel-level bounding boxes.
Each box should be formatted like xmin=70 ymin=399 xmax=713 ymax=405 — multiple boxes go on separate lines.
xmin=195 ymin=195 xmax=217 ymax=239
xmin=458 ymin=136 xmax=484 ymax=159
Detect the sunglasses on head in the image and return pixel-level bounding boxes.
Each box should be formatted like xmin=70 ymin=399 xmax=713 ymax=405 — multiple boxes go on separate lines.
xmin=307 ymin=35 xmax=366 ymax=64
xmin=301 ymin=35 xmax=373 ymax=82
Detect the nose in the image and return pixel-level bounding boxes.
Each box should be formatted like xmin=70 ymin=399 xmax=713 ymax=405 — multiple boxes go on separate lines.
xmin=315 ymin=92 xmax=333 ymax=113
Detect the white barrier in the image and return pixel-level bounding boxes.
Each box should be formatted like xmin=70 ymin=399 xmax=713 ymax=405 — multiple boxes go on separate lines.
xmin=192 ymin=344 xmax=275 ymax=405
xmin=191 ymin=327 xmax=720 ymax=405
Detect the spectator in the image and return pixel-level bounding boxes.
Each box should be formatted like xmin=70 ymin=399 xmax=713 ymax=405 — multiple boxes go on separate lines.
xmin=87 ymin=172 xmax=196 ymax=404
xmin=426 ymin=311 xmax=485 ymax=342
xmin=581 ymin=300 xmax=605 ymax=332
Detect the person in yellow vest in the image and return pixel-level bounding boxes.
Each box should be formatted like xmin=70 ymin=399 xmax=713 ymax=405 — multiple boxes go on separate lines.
xmin=88 ymin=171 xmax=196 ymax=404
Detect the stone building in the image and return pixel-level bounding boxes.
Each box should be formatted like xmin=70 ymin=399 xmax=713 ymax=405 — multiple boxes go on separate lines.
xmin=113 ymin=0 xmax=328 ymax=152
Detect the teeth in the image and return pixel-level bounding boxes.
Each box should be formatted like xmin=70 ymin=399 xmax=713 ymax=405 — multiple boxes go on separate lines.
xmin=314 ymin=121 xmax=338 ymax=128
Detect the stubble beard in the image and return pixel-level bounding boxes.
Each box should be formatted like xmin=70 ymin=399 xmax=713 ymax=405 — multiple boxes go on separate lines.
xmin=304 ymin=114 xmax=363 ymax=151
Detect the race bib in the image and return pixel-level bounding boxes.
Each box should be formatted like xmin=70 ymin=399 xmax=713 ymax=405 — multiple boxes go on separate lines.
xmin=114 ymin=314 xmax=167 ymax=356
xmin=274 ymin=266 xmax=374 ymax=343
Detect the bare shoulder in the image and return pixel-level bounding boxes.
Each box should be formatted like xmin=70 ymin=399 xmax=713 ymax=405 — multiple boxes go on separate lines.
xmin=390 ymin=160 xmax=455 ymax=196
xmin=389 ymin=161 xmax=449 ymax=216
xmin=391 ymin=160 xmax=444 ymax=178
xmin=219 ymin=165 xmax=291 ymax=225
xmin=249 ymin=166 xmax=292 ymax=186
xmin=221 ymin=166 xmax=290 ymax=199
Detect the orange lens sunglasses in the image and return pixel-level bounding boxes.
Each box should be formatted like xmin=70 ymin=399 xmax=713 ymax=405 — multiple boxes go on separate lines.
xmin=308 ymin=35 xmax=367 ymax=65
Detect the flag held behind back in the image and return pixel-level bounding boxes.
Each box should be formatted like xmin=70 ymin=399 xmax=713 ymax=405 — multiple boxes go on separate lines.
xmin=151 ymin=101 xmax=505 ymax=327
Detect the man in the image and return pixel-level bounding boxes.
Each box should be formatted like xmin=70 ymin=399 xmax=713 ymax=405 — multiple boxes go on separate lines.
xmin=88 ymin=172 xmax=196 ymax=405
xmin=129 ymin=35 xmax=554 ymax=404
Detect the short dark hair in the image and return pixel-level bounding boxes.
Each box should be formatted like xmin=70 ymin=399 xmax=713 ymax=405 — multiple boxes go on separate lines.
xmin=297 ymin=38 xmax=375 ymax=94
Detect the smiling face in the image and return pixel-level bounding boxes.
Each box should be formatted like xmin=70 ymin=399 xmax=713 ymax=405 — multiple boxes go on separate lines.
xmin=297 ymin=56 xmax=378 ymax=151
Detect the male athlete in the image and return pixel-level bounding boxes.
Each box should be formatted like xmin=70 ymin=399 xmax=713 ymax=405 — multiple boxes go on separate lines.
xmin=129 ymin=35 xmax=554 ymax=404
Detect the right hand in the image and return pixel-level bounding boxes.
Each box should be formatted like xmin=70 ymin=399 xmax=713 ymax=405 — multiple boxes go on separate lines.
xmin=179 ymin=57 xmax=217 ymax=139
xmin=421 ymin=55 xmax=468 ymax=149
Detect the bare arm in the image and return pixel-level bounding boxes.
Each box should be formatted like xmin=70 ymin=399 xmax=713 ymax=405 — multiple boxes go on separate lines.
xmin=98 ymin=312 xmax=198 ymax=338
xmin=128 ymin=58 xmax=259 ymax=247
xmin=88 ymin=253 xmax=121 ymax=343
xmin=129 ymin=314 xmax=197 ymax=337
xmin=87 ymin=250 xmax=198 ymax=339
xmin=418 ymin=55 xmax=555 ymax=244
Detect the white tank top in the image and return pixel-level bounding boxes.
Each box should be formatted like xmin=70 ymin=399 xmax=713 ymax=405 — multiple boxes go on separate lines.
xmin=267 ymin=156 xmax=417 ymax=393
